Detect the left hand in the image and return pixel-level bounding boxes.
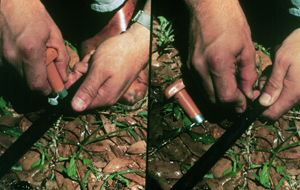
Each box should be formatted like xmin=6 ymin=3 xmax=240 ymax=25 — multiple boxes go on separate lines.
xmin=69 ymin=23 xmax=149 ymax=111
xmin=259 ymin=28 xmax=300 ymax=120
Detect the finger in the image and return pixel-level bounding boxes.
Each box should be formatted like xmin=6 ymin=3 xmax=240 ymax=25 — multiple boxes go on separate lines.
xmin=87 ymin=72 xmax=135 ymax=109
xmin=65 ymin=72 xmax=83 ymax=89
xmin=262 ymin=73 xmax=299 ymax=120
xmin=22 ymin=45 xmax=52 ymax=95
xmin=71 ymin=63 xmax=106 ymax=112
xmin=54 ymin=45 xmax=69 ymax=83
xmin=65 ymin=62 xmax=88 ymax=89
xmin=81 ymin=49 xmax=95 ymax=63
xmin=259 ymin=58 xmax=288 ymax=107
xmin=73 ymin=62 xmax=88 ymax=74
xmin=258 ymin=76 xmax=267 ymax=91
xmin=237 ymin=45 xmax=257 ymax=100
xmin=207 ymin=49 xmax=247 ymax=113
xmin=253 ymin=90 xmax=261 ymax=100
xmin=46 ymin=37 xmax=69 ymax=83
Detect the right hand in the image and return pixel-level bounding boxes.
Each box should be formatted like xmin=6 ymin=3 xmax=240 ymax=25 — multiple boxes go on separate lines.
xmin=185 ymin=0 xmax=257 ymax=113
xmin=0 ymin=0 xmax=69 ymax=95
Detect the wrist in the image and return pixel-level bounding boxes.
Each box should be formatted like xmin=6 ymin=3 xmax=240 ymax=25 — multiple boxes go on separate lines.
xmin=125 ymin=23 xmax=150 ymax=67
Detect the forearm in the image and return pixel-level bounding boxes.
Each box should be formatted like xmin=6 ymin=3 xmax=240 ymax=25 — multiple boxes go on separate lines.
xmin=184 ymin=0 xmax=242 ymax=18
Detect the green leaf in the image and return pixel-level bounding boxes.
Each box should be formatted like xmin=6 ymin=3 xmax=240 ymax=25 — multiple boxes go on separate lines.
xmin=11 ymin=165 xmax=23 ymax=171
xmin=260 ymin=161 xmax=270 ymax=187
xmin=276 ymin=177 xmax=285 ymax=190
xmin=83 ymin=159 xmax=92 ymax=166
xmin=83 ymin=170 xmax=91 ymax=182
xmin=238 ymin=163 xmax=244 ymax=169
xmin=127 ymin=127 xmax=138 ymax=142
xmin=0 ymin=97 xmax=13 ymax=117
xmin=117 ymin=174 xmax=130 ymax=187
xmin=183 ymin=165 xmax=191 ymax=170
xmin=31 ymin=159 xmax=41 ymax=169
xmin=174 ymin=105 xmax=181 ymax=120
xmin=0 ymin=125 xmax=23 ymax=138
xmin=162 ymin=128 xmax=183 ymax=141
xmin=204 ymin=173 xmax=214 ymax=179
xmin=64 ymin=40 xmax=78 ymax=53
xmin=67 ymin=153 xmax=78 ymax=179
xmin=188 ymin=131 xmax=216 ymax=144
xmin=222 ymin=167 xmax=233 ymax=176
xmin=59 ymin=165 xmax=68 ymax=173
xmin=157 ymin=16 xmax=168 ymax=24
xmin=39 ymin=163 xmax=45 ymax=172
xmin=137 ymin=111 xmax=148 ymax=121
xmin=251 ymin=172 xmax=260 ymax=181
xmin=182 ymin=115 xmax=192 ymax=128
xmin=113 ymin=121 xmax=128 ymax=127
xmin=276 ymin=166 xmax=286 ymax=173
xmin=230 ymin=171 xmax=237 ymax=179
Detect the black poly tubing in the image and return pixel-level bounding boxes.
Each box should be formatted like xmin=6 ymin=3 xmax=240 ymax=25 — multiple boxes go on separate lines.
xmin=0 ymin=75 xmax=86 ymax=179
xmin=170 ymin=98 xmax=267 ymax=190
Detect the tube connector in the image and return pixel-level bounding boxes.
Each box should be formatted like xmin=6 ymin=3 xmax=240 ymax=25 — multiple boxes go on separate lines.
xmin=165 ymin=79 xmax=205 ymax=126
xmin=46 ymin=48 xmax=68 ymax=105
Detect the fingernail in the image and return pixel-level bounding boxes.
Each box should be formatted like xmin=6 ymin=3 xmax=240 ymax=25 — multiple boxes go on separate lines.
xmin=259 ymin=92 xmax=271 ymax=105
xmin=72 ymin=96 xmax=86 ymax=111
xmin=235 ymin=106 xmax=244 ymax=114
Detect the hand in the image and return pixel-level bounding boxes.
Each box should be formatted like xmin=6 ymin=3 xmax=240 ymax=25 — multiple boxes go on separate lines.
xmin=258 ymin=28 xmax=300 ymax=120
xmin=185 ymin=0 xmax=257 ymax=113
xmin=0 ymin=0 xmax=69 ymax=95
xmin=70 ymin=23 xmax=150 ymax=111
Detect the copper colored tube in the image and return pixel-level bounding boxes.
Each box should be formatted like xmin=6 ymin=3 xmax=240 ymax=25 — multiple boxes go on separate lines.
xmin=46 ymin=48 xmax=64 ymax=93
xmin=165 ymin=79 xmax=204 ymax=124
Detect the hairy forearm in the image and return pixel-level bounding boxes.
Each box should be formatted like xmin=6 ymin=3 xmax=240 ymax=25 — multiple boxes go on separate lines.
xmin=184 ymin=0 xmax=242 ymax=18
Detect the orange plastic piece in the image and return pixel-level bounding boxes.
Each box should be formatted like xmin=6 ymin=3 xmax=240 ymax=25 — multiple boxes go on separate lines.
xmin=46 ymin=48 xmax=64 ymax=93
xmin=165 ymin=79 xmax=201 ymax=119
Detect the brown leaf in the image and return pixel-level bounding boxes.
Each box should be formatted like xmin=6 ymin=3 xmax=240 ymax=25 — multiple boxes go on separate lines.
xmin=127 ymin=141 xmax=146 ymax=154
xmin=103 ymin=157 xmax=133 ymax=173
xmin=66 ymin=45 xmax=80 ymax=71
xmin=122 ymin=171 xmax=145 ymax=186
xmin=0 ymin=115 xmax=23 ymax=127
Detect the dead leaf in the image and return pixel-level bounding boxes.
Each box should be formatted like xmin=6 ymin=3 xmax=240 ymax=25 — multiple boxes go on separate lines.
xmin=103 ymin=158 xmax=133 ymax=173
xmin=127 ymin=141 xmax=146 ymax=154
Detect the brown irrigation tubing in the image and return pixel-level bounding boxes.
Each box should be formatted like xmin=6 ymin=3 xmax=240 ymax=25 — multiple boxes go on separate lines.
xmin=170 ymin=98 xmax=267 ymax=190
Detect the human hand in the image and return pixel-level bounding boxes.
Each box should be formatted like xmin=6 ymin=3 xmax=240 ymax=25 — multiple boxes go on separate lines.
xmin=258 ymin=28 xmax=300 ymax=120
xmin=70 ymin=23 xmax=150 ymax=111
xmin=185 ymin=0 xmax=257 ymax=113
xmin=0 ymin=0 xmax=69 ymax=95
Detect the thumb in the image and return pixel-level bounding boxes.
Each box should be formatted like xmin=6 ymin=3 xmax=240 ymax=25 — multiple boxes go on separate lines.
xmin=259 ymin=64 xmax=287 ymax=107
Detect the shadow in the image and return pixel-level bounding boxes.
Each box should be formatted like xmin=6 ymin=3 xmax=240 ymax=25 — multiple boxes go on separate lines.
xmin=240 ymin=0 xmax=300 ymax=48
xmin=0 ymin=61 xmax=48 ymax=113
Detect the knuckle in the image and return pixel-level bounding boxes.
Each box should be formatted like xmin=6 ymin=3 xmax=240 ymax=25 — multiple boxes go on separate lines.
xmin=219 ymin=95 xmax=235 ymax=104
xmin=28 ymin=81 xmax=45 ymax=92
xmin=97 ymin=89 xmax=117 ymax=107
xmin=218 ymin=90 xmax=238 ymax=104
xmin=19 ymin=40 xmax=38 ymax=60
xmin=106 ymin=98 xmax=117 ymax=107
xmin=80 ymin=83 xmax=97 ymax=100
xmin=207 ymin=52 xmax=226 ymax=71
xmin=191 ymin=53 xmax=204 ymax=70
xmin=265 ymin=78 xmax=281 ymax=91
